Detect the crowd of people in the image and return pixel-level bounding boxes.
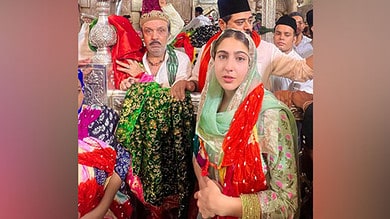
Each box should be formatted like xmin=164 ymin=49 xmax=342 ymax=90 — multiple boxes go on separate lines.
xmin=78 ymin=0 xmax=314 ymax=218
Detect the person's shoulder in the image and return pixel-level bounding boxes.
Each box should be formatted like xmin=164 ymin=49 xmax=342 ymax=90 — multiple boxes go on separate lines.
xmin=173 ymin=48 xmax=188 ymax=56
xmin=288 ymin=50 xmax=305 ymax=60
xmin=259 ymin=39 xmax=273 ymax=46
xmin=262 ymin=90 xmax=289 ymax=111
xmin=199 ymin=15 xmax=211 ymax=21
xmin=302 ymin=35 xmax=313 ymax=43
xmin=258 ymin=40 xmax=277 ymax=50
xmin=263 ymin=89 xmax=281 ymax=102
xmin=257 ymin=40 xmax=282 ymax=57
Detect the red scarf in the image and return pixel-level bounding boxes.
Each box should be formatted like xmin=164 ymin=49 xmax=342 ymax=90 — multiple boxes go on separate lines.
xmin=199 ymin=84 xmax=267 ymax=219
xmin=218 ymin=84 xmax=267 ymax=219
xmin=197 ymin=84 xmax=267 ymax=219
xmin=219 ymin=83 xmax=267 ymax=199
xmin=198 ymin=30 xmax=261 ymax=92
xmin=173 ymin=32 xmax=195 ymax=63
xmin=78 ymin=138 xmax=117 ymax=217
xmin=109 ymin=15 xmax=145 ymax=89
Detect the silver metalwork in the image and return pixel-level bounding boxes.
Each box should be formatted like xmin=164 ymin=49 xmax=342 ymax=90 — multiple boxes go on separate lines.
xmin=107 ymin=89 xmax=127 ymax=114
xmin=89 ymin=0 xmax=117 ymax=64
xmin=83 ymin=64 xmax=108 ymax=106
xmin=86 ymin=0 xmax=117 ymax=106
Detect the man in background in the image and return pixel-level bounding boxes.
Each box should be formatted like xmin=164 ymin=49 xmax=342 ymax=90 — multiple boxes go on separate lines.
xmin=183 ymin=6 xmax=212 ymax=31
xmin=190 ymin=0 xmax=314 ymax=92
xmin=289 ymin=11 xmax=313 ymax=58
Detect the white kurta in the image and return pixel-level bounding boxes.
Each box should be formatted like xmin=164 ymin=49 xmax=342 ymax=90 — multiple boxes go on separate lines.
xmin=294 ymin=35 xmax=313 ymax=59
xmin=142 ymin=49 xmax=192 ymax=88
xmin=183 ymin=15 xmax=212 ymax=31
xmin=271 ymin=49 xmax=314 ymax=94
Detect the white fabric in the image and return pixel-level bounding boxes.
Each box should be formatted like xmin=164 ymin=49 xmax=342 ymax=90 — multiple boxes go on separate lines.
xmin=271 ymin=50 xmax=313 ymax=94
xmin=142 ymin=49 xmax=191 ymax=88
xmin=294 ymin=35 xmax=313 ymax=58
xmin=183 ymin=14 xmax=212 ymax=31
xmin=161 ymin=3 xmax=185 ymax=44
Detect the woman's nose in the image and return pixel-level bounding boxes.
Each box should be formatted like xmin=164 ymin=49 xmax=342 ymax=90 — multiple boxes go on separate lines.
xmin=224 ymin=58 xmax=235 ymax=72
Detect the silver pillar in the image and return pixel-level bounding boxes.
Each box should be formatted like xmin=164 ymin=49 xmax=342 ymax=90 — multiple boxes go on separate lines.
xmin=86 ymin=0 xmax=117 ymax=106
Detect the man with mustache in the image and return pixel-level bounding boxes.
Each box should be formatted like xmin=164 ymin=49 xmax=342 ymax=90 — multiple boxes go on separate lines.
xmin=118 ymin=0 xmax=195 ymax=100
xmin=190 ymin=0 xmax=314 ymax=92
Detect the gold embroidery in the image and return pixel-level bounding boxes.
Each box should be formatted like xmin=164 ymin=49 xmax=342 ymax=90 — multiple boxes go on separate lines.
xmin=240 ymin=193 xmax=261 ymax=219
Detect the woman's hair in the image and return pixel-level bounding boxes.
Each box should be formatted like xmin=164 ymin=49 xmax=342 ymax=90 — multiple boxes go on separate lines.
xmin=211 ymin=29 xmax=250 ymax=59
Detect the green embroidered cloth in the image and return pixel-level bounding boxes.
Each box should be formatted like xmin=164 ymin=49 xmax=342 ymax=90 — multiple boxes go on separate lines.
xmin=116 ymin=82 xmax=195 ymax=218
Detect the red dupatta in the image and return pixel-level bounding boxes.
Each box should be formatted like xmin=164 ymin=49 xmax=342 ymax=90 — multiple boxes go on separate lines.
xmin=197 ymin=30 xmax=261 ymax=92
xmin=173 ymin=32 xmax=195 ymax=63
xmin=108 ymin=15 xmax=145 ymax=89
xmin=199 ymin=83 xmax=268 ymax=196
xmin=78 ymin=137 xmax=117 ymax=217
xmin=199 ymin=83 xmax=268 ymax=219
xmin=219 ymin=83 xmax=267 ymax=198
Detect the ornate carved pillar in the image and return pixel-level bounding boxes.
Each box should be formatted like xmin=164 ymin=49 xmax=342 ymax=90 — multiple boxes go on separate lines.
xmin=85 ymin=0 xmax=117 ymax=106
xmin=261 ymin=0 xmax=276 ymax=42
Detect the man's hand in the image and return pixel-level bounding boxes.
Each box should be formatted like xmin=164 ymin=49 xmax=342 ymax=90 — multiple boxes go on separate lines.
xmin=119 ymin=77 xmax=139 ymax=91
xmin=159 ymin=0 xmax=167 ymax=7
xmin=116 ymin=59 xmax=144 ymax=78
xmin=291 ymin=91 xmax=313 ymax=109
xmin=274 ymin=90 xmax=294 ymax=107
xmin=170 ymin=80 xmax=195 ymax=101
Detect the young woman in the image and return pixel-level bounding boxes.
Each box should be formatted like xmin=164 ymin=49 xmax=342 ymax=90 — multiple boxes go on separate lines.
xmin=193 ymin=29 xmax=300 ymax=219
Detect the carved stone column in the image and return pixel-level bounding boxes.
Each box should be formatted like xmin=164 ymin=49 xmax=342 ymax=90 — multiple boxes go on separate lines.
xmin=261 ymin=0 xmax=276 ymax=42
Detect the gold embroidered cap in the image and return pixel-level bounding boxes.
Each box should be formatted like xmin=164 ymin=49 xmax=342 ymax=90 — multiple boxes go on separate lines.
xmin=139 ymin=10 xmax=170 ymax=27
